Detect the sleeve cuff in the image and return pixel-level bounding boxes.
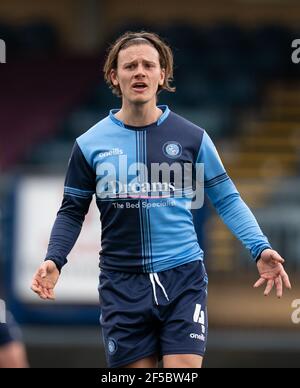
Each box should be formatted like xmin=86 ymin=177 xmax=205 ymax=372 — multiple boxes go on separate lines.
xmin=254 ymin=246 xmax=272 ymax=262
xmin=44 ymin=256 xmax=67 ymax=273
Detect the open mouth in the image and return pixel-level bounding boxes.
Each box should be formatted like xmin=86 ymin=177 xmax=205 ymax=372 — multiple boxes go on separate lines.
xmin=132 ymin=82 xmax=148 ymax=93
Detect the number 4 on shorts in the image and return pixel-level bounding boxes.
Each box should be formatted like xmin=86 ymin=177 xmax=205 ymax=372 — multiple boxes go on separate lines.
xmin=193 ymin=303 xmax=205 ymax=325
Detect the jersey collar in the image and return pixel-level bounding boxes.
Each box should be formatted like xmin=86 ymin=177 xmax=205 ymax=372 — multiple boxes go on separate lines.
xmin=109 ymin=105 xmax=170 ymax=129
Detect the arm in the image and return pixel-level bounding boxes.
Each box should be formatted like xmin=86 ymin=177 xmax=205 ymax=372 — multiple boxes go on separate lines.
xmin=197 ymin=131 xmax=291 ymax=296
xmin=31 ymin=141 xmax=96 ymax=300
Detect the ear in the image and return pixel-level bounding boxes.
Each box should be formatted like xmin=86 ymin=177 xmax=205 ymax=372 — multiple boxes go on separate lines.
xmin=159 ymin=68 xmax=165 ymax=86
xmin=110 ymin=69 xmax=119 ymax=86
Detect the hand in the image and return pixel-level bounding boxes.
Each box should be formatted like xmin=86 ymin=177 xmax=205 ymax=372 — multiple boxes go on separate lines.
xmin=254 ymin=249 xmax=292 ymax=298
xmin=31 ymin=260 xmax=60 ymax=300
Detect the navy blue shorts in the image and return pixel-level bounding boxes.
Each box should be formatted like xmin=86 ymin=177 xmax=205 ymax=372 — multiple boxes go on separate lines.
xmin=99 ymin=260 xmax=208 ymax=368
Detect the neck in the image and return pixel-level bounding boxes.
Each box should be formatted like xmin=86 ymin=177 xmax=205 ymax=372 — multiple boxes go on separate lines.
xmin=115 ymin=100 xmax=163 ymax=127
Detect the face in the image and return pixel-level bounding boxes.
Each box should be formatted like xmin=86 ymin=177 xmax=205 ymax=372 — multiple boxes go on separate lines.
xmin=110 ymin=44 xmax=165 ymax=105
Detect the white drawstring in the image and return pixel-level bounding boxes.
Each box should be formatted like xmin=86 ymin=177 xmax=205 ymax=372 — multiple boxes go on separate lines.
xmin=149 ymin=273 xmax=169 ymax=305
xmin=153 ymin=273 xmax=169 ymax=302
xmin=149 ymin=273 xmax=158 ymax=305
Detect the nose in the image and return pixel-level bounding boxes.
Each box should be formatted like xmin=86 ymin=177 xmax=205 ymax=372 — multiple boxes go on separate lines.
xmin=134 ymin=63 xmax=146 ymax=78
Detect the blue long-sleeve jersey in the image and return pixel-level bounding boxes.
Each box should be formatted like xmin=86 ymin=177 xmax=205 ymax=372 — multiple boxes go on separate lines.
xmin=45 ymin=105 xmax=271 ymax=272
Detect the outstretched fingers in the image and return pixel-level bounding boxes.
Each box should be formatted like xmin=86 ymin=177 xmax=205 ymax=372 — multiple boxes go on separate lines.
xmin=281 ymin=270 xmax=292 ymax=290
xmin=264 ymin=279 xmax=274 ymax=296
xmin=31 ymin=278 xmax=42 ymax=295
xmin=275 ymin=276 xmax=283 ymax=299
xmin=43 ymin=287 xmax=55 ymax=300
xmin=253 ymin=277 xmax=266 ymax=288
xmin=48 ymin=289 xmax=56 ymax=300
xmin=31 ymin=273 xmax=49 ymax=300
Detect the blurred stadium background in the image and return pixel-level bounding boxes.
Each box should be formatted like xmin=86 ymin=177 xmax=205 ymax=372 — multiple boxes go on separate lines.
xmin=0 ymin=0 xmax=300 ymax=368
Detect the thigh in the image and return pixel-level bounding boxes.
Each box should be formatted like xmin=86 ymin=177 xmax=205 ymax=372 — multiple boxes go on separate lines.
xmin=99 ymin=270 xmax=159 ymax=368
xmin=163 ymin=354 xmax=203 ymax=368
xmin=159 ymin=261 xmax=208 ymax=359
xmin=0 ymin=342 xmax=28 ymax=368
xmin=123 ymin=354 xmax=158 ymax=368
